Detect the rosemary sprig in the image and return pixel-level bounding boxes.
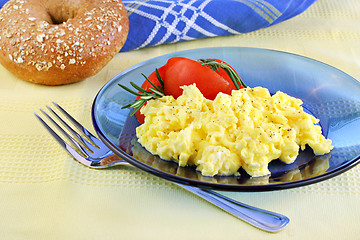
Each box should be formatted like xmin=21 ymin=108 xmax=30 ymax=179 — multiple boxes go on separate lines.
xmin=119 ymin=59 xmax=247 ymax=116
xmin=197 ymin=59 xmax=247 ymax=89
xmin=118 ymin=68 xmax=165 ymax=116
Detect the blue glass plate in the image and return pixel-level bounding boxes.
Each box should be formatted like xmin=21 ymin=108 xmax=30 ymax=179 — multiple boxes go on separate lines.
xmin=92 ymin=47 xmax=360 ymax=191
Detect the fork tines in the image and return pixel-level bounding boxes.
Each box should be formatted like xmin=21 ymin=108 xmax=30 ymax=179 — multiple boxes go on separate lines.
xmin=34 ymin=102 xmax=99 ymax=158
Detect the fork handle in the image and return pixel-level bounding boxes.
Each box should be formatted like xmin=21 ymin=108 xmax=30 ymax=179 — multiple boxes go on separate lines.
xmin=177 ymin=184 xmax=289 ymax=232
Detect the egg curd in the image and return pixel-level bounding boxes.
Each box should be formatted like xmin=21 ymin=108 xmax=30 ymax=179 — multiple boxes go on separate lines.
xmin=136 ymin=84 xmax=333 ymax=177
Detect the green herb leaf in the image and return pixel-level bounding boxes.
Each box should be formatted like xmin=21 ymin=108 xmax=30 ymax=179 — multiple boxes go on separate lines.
xmin=118 ymin=70 xmax=165 ymax=116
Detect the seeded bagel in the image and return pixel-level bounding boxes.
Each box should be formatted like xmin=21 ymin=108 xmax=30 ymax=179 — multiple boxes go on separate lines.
xmin=0 ymin=0 xmax=129 ymax=85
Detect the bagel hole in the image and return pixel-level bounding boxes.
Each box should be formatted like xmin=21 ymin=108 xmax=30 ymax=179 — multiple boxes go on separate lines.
xmin=49 ymin=17 xmax=63 ymax=25
xmin=47 ymin=7 xmax=77 ymax=25
xmin=49 ymin=12 xmax=71 ymax=25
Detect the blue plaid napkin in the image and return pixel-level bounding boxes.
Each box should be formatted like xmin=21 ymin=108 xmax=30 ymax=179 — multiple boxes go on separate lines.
xmin=0 ymin=0 xmax=316 ymax=52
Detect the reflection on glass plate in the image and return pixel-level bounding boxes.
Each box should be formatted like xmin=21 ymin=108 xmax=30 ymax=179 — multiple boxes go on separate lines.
xmin=92 ymin=47 xmax=360 ymax=191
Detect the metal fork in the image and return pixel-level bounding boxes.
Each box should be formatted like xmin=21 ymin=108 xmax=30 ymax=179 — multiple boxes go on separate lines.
xmin=34 ymin=102 xmax=289 ymax=232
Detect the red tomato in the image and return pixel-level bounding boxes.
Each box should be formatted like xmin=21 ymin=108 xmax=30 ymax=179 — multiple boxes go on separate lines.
xmin=134 ymin=57 xmax=243 ymax=124
xmin=162 ymin=57 xmax=237 ymax=99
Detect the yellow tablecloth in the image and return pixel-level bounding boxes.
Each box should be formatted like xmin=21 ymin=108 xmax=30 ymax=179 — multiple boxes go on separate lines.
xmin=1 ymin=0 xmax=360 ymax=239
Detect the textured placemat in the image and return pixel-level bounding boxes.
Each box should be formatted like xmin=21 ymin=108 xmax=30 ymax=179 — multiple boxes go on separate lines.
xmin=0 ymin=0 xmax=360 ymax=239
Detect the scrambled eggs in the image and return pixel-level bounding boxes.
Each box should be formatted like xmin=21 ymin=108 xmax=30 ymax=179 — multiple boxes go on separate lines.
xmin=136 ymin=84 xmax=333 ymax=177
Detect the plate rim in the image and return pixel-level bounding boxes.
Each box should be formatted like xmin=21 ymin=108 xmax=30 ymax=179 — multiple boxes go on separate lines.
xmin=92 ymin=46 xmax=360 ymax=191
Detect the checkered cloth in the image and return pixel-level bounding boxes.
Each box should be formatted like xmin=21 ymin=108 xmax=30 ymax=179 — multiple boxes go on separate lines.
xmin=0 ymin=0 xmax=316 ymax=52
